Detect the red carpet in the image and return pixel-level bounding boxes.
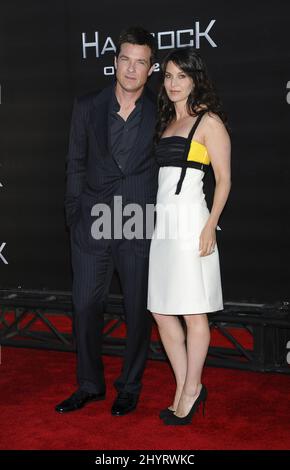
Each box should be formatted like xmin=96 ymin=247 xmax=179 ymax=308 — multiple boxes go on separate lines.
xmin=0 ymin=346 xmax=290 ymax=450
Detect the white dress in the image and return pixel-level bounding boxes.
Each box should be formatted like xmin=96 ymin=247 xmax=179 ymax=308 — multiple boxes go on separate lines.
xmin=147 ymin=164 xmax=224 ymax=315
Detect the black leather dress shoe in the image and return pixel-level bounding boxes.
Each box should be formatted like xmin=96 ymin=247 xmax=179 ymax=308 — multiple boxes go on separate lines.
xmin=55 ymin=389 xmax=105 ymax=413
xmin=111 ymin=392 xmax=138 ymax=416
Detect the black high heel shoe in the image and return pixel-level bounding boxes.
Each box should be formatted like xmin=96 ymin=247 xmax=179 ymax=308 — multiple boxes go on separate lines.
xmin=163 ymin=385 xmax=207 ymax=426
xmin=159 ymin=407 xmax=175 ymax=419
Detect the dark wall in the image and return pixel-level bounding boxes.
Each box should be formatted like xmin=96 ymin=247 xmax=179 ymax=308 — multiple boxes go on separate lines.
xmin=0 ymin=0 xmax=289 ymax=301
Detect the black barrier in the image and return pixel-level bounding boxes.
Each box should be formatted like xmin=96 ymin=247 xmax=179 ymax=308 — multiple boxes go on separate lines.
xmin=1 ymin=288 xmax=290 ymax=373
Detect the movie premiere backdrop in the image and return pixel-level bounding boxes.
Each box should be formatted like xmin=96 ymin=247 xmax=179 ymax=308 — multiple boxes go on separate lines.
xmin=0 ymin=0 xmax=288 ymax=301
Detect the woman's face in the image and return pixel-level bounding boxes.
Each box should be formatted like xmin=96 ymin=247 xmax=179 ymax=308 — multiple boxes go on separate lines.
xmin=164 ymin=60 xmax=194 ymax=104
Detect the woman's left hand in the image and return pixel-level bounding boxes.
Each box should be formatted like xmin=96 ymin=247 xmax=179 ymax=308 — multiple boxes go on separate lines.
xmin=199 ymin=223 xmax=216 ymax=257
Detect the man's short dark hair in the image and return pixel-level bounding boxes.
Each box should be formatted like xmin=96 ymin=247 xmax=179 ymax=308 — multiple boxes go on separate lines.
xmin=116 ymin=26 xmax=157 ymax=66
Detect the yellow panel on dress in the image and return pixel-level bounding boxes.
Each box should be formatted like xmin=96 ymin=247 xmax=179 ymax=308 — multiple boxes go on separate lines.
xmin=187 ymin=140 xmax=210 ymax=165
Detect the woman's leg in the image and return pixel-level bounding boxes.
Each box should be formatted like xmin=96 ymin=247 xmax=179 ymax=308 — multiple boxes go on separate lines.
xmin=175 ymin=313 xmax=210 ymax=417
xmin=152 ymin=313 xmax=187 ymax=410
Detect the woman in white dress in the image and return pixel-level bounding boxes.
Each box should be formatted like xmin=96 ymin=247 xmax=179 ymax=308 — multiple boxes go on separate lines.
xmin=147 ymin=47 xmax=231 ymax=425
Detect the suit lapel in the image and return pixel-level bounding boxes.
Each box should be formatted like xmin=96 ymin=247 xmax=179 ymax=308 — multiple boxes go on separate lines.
xmin=90 ymin=85 xmax=113 ymax=157
xmin=124 ymin=91 xmax=156 ymax=170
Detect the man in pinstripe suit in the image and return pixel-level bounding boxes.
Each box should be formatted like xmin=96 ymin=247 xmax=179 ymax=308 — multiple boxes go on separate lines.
xmin=55 ymin=27 xmax=158 ymax=416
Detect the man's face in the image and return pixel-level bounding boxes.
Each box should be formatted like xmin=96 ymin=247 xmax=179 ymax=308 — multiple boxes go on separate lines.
xmin=114 ymin=42 xmax=154 ymax=93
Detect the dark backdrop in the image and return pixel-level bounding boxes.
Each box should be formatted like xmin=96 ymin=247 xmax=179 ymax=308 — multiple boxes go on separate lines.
xmin=0 ymin=0 xmax=289 ymax=302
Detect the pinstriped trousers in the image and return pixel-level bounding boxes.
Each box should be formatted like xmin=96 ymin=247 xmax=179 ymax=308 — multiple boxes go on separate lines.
xmin=70 ymin=234 xmax=152 ymax=396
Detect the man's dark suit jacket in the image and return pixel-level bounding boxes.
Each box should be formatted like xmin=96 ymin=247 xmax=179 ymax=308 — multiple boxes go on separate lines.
xmin=65 ymin=83 xmax=158 ymax=255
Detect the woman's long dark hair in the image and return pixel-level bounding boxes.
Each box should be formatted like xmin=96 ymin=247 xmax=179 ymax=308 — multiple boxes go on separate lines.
xmin=155 ymin=47 xmax=227 ymax=142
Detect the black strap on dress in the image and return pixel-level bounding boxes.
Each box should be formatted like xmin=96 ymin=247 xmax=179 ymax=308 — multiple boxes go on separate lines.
xmin=175 ymin=111 xmax=207 ymax=195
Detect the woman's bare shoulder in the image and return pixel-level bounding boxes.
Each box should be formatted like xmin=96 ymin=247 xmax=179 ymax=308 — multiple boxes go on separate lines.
xmin=202 ymin=111 xmax=224 ymax=127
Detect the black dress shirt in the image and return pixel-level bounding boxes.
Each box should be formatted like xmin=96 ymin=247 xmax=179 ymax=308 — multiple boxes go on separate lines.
xmin=109 ymin=88 xmax=143 ymax=171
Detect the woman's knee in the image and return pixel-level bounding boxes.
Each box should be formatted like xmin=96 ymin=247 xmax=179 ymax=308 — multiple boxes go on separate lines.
xmin=151 ymin=312 xmax=172 ymax=329
xmin=183 ymin=313 xmax=209 ymax=330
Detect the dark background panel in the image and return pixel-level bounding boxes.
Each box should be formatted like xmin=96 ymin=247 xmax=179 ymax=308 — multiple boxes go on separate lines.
xmin=0 ymin=0 xmax=289 ymax=301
